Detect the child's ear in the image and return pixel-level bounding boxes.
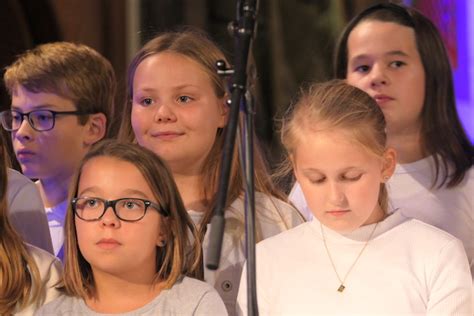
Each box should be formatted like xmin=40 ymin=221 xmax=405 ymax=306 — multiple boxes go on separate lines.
xmin=156 ymin=239 xmax=166 ymax=248
xmin=217 ymin=97 xmax=230 ymax=128
xmin=381 ymin=148 xmax=397 ymax=182
xmin=84 ymin=113 xmax=107 ymax=145
xmin=156 ymin=235 xmax=167 ymax=248
xmin=156 ymin=219 xmax=169 ymax=248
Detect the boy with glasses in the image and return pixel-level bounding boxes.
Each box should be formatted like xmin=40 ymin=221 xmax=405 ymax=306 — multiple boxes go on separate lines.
xmin=1 ymin=42 xmax=116 ymax=260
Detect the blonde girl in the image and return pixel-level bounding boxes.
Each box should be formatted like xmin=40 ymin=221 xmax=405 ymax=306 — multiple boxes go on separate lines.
xmin=119 ymin=29 xmax=304 ymax=314
xmin=238 ymin=80 xmax=472 ymax=315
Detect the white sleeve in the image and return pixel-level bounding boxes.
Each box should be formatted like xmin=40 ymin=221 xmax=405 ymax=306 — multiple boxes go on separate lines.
xmin=427 ymin=238 xmax=473 ymax=315
xmin=7 ymin=170 xmax=53 ymax=254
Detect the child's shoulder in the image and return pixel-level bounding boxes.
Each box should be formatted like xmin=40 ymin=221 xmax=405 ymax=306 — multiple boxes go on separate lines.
xmin=388 ymin=216 xmax=465 ymax=254
xmin=35 ymin=295 xmax=81 ymax=315
xmin=256 ymin=221 xmax=313 ymax=250
xmin=170 ymin=276 xmax=219 ymax=296
xmin=26 ymin=244 xmax=61 ymax=270
xmin=6 ymin=167 xmax=37 ymax=195
xmin=155 ymin=276 xmax=226 ymax=314
xmin=401 ymin=218 xmax=462 ymax=242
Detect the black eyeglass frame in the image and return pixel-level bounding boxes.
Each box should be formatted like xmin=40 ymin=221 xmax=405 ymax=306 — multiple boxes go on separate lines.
xmin=0 ymin=109 xmax=96 ymax=132
xmin=71 ymin=197 xmax=169 ymax=222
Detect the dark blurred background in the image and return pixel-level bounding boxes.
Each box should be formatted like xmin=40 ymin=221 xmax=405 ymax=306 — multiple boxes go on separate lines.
xmin=1 ymin=0 xmax=471 ymax=171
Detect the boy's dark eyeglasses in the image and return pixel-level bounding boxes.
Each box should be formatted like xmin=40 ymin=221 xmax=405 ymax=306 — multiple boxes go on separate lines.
xmin=0 ymin=109 xmax=94 ymax=132
xmin=72 ymin=197 xmax=169 ymax=222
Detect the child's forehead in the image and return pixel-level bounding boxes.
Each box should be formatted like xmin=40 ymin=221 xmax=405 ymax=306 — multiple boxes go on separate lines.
xmin=11 ymin=85 xmax=77 ymax=109
xmin=294 ymin=124 xmax=381 ymax=157
xmin=296 ymin=126 xmax=354 ymax=147
xmin=348 ymin=20 xmax=419 ymax=56
xmin=80 ymin=157 xmax=148 ymax=188
xmin=11 ymin=82 xmax=74 ymax=103
xmin=12 ymin=83 xmax=71 ymax=99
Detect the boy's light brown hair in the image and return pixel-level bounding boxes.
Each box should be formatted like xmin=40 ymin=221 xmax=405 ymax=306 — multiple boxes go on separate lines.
xmin=4 ymin=42 xmax=116 ymax=130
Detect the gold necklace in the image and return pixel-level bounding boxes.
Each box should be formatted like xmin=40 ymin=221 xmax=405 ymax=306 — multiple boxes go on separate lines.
xmin=320 ymin=222 xmax=379 ymax=293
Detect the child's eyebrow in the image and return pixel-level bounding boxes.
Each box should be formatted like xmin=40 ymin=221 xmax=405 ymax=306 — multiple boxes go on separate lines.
xmin=385 ymin=50 xmax=410 ymax=57
xmin=350 ymin=50 xmax=410 ymax=63
xmin=302 ymin=166 xmax=362 ymax=174
xmin=77 ymin=188 xmax=150 ymax=200
xmin=136 ymin=84 xmax=200 ymax=93
xmin=302 ymin=168 xmax=323 ymax=174
xmin=11 ymin=103 xmax=60 ymax=111
xmin=120 ymin=189 xmax=150 ymax=199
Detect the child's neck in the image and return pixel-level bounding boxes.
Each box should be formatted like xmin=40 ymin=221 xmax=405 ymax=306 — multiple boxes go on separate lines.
xmin=86 ymin=271 xmax=165 ymax=313
xmin=387 ymin=125 xmax=426 ymax=164
xmin=173 ymin=172 xmax=209 ymax=212
xmin=36 ymin=174 xmax=72 ymax=208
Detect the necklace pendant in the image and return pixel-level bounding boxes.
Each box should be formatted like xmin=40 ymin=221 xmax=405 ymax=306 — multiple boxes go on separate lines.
xmin=337 ymin=284 xmax=345 ymax=292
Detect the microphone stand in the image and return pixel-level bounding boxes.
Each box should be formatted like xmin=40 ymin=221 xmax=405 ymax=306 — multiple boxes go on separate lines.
xmin=206 ymin=1 xmax=259 ymax=315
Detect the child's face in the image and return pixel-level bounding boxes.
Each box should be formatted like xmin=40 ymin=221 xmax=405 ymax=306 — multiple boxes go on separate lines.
xmin=131 ymin=52 xmax=228 ymax=174
xmin=75 ymin=156 xmax=165 ymax=280
xmin=293 ymin=128 xmax=394 ymax=232
xmin=346 ymin=20 xmax=426 ymax=135
xmin=10 ymin=86 xmax=94 ymax=182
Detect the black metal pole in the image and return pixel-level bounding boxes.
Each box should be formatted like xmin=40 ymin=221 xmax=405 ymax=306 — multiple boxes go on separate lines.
xmin=241 ymin=91 xmax=258 ymax=316
xmin=206 ymin=0 xmax=257 ymax=269
xmin=206 ymin=0 xmax=259 ymax=315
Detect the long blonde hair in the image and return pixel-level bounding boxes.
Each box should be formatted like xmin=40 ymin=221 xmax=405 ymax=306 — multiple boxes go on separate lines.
xmin=0 ymin=134 xmax=42 ymax=314
xmin=281 ymin=80 xmax=389 ymax=212
xmin=119 ymin=29 xmax=290 ymax=240
xmin=61 ymin=140 xmax=202 ymax=299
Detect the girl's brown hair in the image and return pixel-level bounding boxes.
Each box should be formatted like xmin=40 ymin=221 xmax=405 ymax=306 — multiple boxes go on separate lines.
xmin=118 ymin=29 xmax=295 ymax=241
xmin=61 ymin=140 xmax=202 ymax=299
xmin=334 ymin=3 xmax=473 ymax=188
xmin=0 ymin=133 xmax=42 ymax=314
xmin=281 ymin=80 xmax=390 ymax=212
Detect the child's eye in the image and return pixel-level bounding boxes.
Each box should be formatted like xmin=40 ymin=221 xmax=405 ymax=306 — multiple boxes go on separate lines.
xmin=11 ymin=112 xmax=23 ymax=123
xmin=177 ymin=95 xmax=192 ymax=103
xmin=123 ymin=200 xmax=140 ymax=209
xmin=84 ymin=198 xmax=101 ymax=209
xmin=390 ymin=61 xmax=406 ymax=68
xmin=309 ymin=177 xmax=325 ymax=184
xmin=354 ymin=65 xmax=370 ymax=73
xmin=34 ymin=112 xmax=53 ymax=122
xmin=342 ymin=174 xmax=362 ymax=181
xmin=139 ymin=98 xmax=154 ymax=107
